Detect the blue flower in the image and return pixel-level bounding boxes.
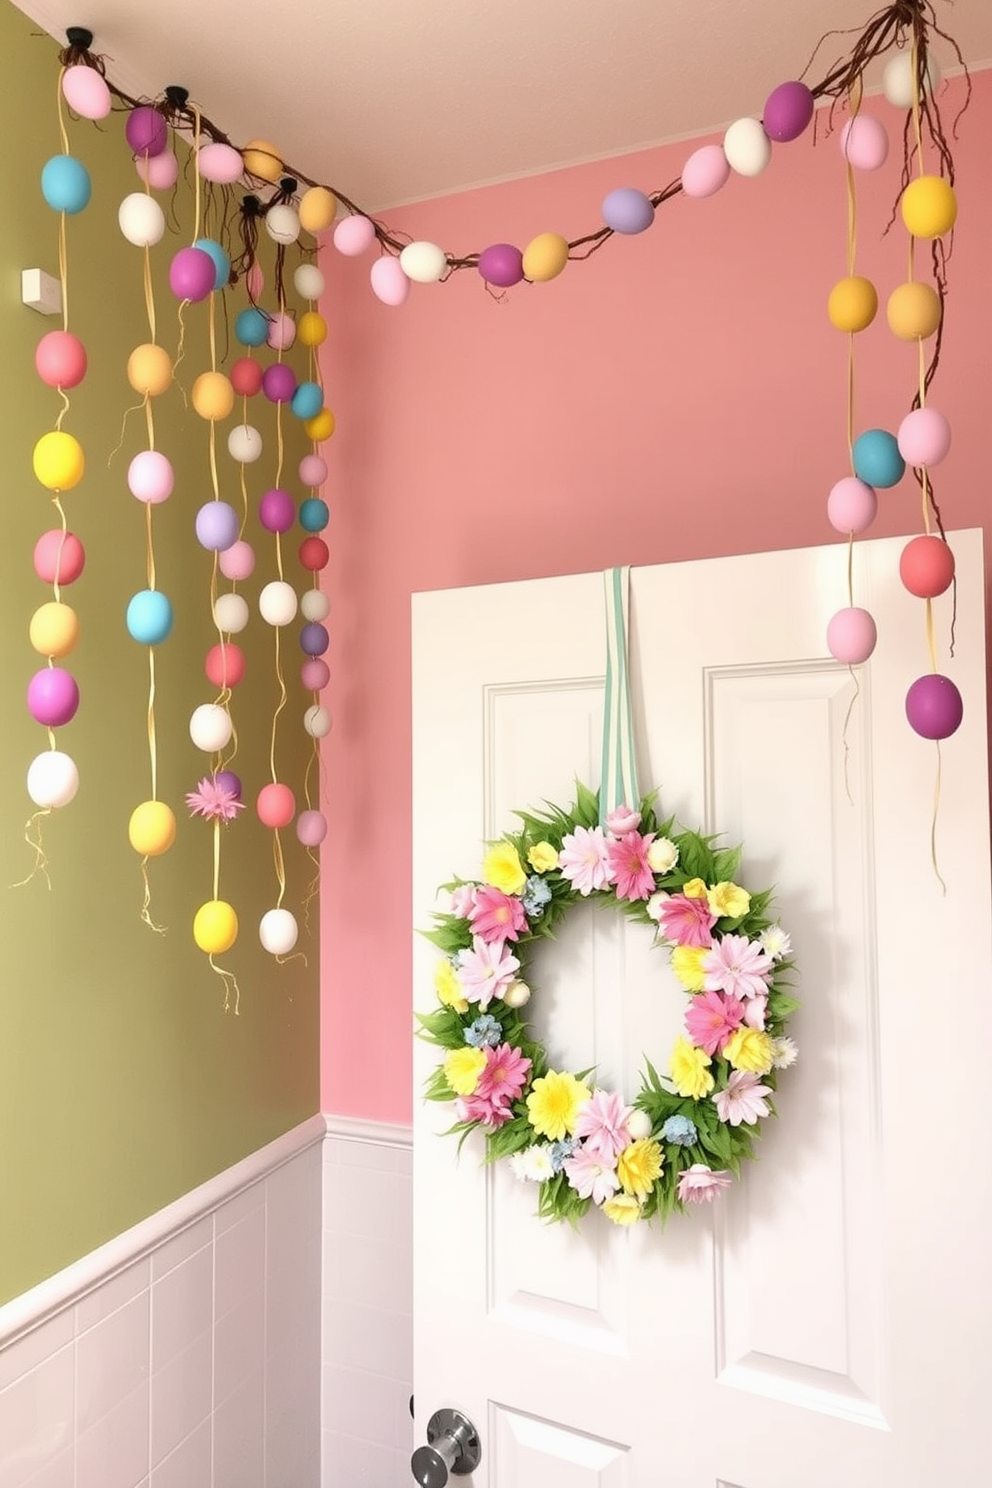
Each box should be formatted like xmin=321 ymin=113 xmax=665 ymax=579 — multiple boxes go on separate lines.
xmin=464 ymin=1014 xmax=503 ymax=1049
xmin=522 ymin=875 xmax=553 ymax=917
xmin=548 ymin=1137 xmax=579 ymax=1172
xmin=661 ymin=1115 xmax=698 ymax=1146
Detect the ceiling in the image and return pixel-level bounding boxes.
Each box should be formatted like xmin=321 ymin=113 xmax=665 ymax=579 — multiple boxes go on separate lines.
xmin=15 ymin=0 xmax=992 ymax=210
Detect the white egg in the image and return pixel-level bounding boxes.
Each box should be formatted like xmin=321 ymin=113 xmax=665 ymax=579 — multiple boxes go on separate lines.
xmin=259 ymin=907 xmax=299 ymax=956
xmin=723 ymin=117 xmax=772 ymax=177
xmin=265 ymin=203 xmax=301 ymax=245
xmin=189 ymin=702 xmax=233 ymax=753
xmin=227 ymin=424 xmax=263 ymax=463
xmin=398 ymin=240 xmax=448 ymax=284
xmin=882 ymin=51 xmax=941 ymax=108
xmin=213 ymin=592 xmax=250 ymax=634
xmin=26 ymin=750 xmax=79 ymax=808
xmin=300 ymin=588 xmax=330 ymax=622
xmin=304 ymin=704 xmax=332 ymax=738
xmin=118 ymin=192 xmax=166 ymax=247
xmin=258 ymin=580 xmax=298 ymax=627
xmin=294 ymin=263 xmax=325 ymax=301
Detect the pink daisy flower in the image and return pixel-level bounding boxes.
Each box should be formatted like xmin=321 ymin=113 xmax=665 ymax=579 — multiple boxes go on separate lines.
xmin=684 ymin=990 xmax=745 ymax=1056
xmin=455 ymin=1093 xmax=513 ymax=1128
xmin=563 ymin=1144 xmax=621 ymax=1205
xmin=605 ymin=831 xmax=656 ymax=901
xmin=558 ymin=825 xmax=612 ymax=896
xmin=469 ymin=885 xmax=527 ymax=943
xmin=702 ymin=933 xmax=772 ymax=1000
xmin=657 ymin=893 xmax=717 ymax=949
xmin=456 ymin=937 xmax=521 ymax=1010
xmin=676 ymin=1164 xmax=733 ymax=1204
xmin=474 ymin=1043 xmax=531 ymax=1110
xmin=713 ymin=1070 xmax=773 ymax=1127
xmin=186 ymin=777 xmax=245 ymax=822
xmin=743 ymin=993 xmax=768 ymax=1030
xmin=573 ymin=1089 xmax=633 ymax=1159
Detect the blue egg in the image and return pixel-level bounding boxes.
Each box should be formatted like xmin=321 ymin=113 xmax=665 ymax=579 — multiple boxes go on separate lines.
xmin=193 ymin=237 xmax=232 ymax=293
xmin=601 ymin=187 xmax=655 ymax=235
xmin=299 ymin=497 xmax=329 ymax=532
xmin=235 ymin=307 xmax=269 ymax=347
xmin=852 ymin=429 xmax=905 ymax=488
xmin=291 ymin=381 xmax=324 ymax=421
xmin=41 ymin=155 xmax=92 ymax=214
xmin=127 ymin=589 xmax=173 ymax=646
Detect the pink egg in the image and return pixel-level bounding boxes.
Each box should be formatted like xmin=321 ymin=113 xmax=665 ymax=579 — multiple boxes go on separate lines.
xmin=300 ymin=454 xmax=328 ymax=487
xmin=257 ymin=782 xmax=296 ymax=829
xmin=61 ymin=65 xmax=112 ymax=120
xmin=840 ymin=115 xmax=889 ymax=171
xmin=35 ymin=331 xmax=87 ymax=390
xmin=246 ymin=263 xmax=265 ymax=299
xmin=198 ymin=142 xmax=244 ymax=184
xmin=370 ymin=256 xmax=410 ymax=307
xmin=34 ymin=530 xmax=85 ymax=585
xmin=219 ymin=539 xmax=255 ymax=581
xmin=826 ymin=476 xmax=877 ymax=535
xmin=334 ymin=214 xmax=376 ymax=256
xmin=231 ymin=357 xmax=263 ymax=397
xmin=266 ymin=311 xmax=296 ymax=351
xmin=681 ymin=144 xmax=731 ymax=199
xmin=296 ymin=809 xmax=328 ymax=847
xmin=136 ymin=152 xmax=179 ymax=190
xmin=205 ymin=642 xmax=245 ymax=689
xmin=897 ymin=407 xmax=951 ymax=468
xmin=301 ymin=657 xmax=330 ymax=690
xmin=127 ymin=449 xmax=174 ymax=504
xmin=827 ymin=607 xmax=877 ymax=665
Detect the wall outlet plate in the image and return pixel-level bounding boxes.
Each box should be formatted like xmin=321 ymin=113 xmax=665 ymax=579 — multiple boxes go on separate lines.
xmin=22 ymin=268 xmax=63 ymax=316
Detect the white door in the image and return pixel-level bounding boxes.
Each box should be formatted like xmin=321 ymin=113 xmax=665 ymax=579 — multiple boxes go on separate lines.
xmin=411 ymin=531 xmax=991 ymax=1488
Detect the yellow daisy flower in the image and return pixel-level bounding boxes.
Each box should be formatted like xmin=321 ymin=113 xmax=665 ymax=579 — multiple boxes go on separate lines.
xmin=671 ymin=945 xmax=707 ymax=991
xmin=682 ymin=877 xmax=708 ymax=899
xmin=723 ymin=1027 xmax=774 ymax=1075
xmin=603 ymin=1193 xmax=643 ymax=1225
xmin=444 ymin=1046 xmax=486 ymax=1096
xmin=707 ymin=880 xmax=751 ymax=918
xmin=617 ymin=1139 xmax=663 ymax=1201
xmin=670 ymin=1036 xmax=715 ymax=1098
xmin=526 ymin=1070 xmax=590 ymax=1140
xmin=434 ymin=958 xmax=468 ymax=1014
xmin=482 ymin=841 xmax=527 ymax=895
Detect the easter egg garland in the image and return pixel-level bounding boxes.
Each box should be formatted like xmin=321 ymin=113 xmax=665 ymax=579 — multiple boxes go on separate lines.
xmin=420 ymin=784 xmax=798 ymax=1228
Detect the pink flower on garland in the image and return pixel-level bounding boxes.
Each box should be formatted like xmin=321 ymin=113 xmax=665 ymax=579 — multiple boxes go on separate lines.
xmin=606 ymin=831 xmax=656 ymax=902
xmin=676 ymin=1164 xmax=733 ymax=1204
xmin=563 ymin=1144 xmax=621 ymax=1205
xmin=702 ymin=933 xmax=772 ymax=1001
xmin=605 ymin=804 xmax=642 ymax=835
xmin=657 ymin=893 xmax=717 ymax=949
xmin=186 ymin=777 xmax=245 ymax=822
xmin=456 ymin=937 xmax=521 ymax=1010
xmin=558 ymin=824 xmax=611 ymax=896
xmin=743 ymin=993 xmax=768 ymax=1030
xmin=455 ymin=1093 xmax=513 ymax=1128
xmin=469 ymin=885 xmax=527 ymax=943
xmin=474 ymin=1043 xmax=532 ymax=1110
xmin=713 ymin=1070 xmax=772 ymax=1127
xmin=684 ymin=990 xmax=745 ymax=1056
xmin=450 ymin=884 xmax=477 ymax=919
xmin=574 ymin=1089 xmax=633 ymax=1160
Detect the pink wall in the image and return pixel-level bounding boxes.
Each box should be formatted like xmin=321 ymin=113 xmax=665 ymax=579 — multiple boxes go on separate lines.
xmin=319 ymin=74 xmax=991 ymax=1123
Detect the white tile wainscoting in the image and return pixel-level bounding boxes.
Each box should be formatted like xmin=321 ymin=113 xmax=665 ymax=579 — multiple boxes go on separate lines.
xmin=0 ymin=1115 xmax=414 ymax=1488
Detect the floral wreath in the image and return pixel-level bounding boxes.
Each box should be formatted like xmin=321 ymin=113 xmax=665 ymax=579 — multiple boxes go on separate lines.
xmin=419 ymin=784 xmax=799 ymax=1228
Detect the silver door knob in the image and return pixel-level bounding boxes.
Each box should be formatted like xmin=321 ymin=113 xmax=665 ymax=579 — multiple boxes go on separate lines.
xmin=411 ymin=1408 xmax=481 ymax=1487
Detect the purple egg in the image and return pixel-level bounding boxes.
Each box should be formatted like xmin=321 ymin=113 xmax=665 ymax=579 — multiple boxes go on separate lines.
xmin=126 ymin=105 xmax=168 ymax=158
xmin=296 ymin=809 xmax=328 ymax=847
xmin=258 ymin=487 xmax=296 ymax=534
xmin=477 ymin=243 xmax=524 ymax=288
xmin=169 ymin=246 xmax=216 ymax=303
xmin=27 ymin=667 xmax=79 ymax=727
xmin=905 ymin=674 xmax=963 ymax=740
xmin=214 ymin=769 xmax=242 ymax=800
xmin=762 ymin=81 xmax=814 ymax=142
xmin=300 ymin=622 xmax=329 ymax=656
xmin=195 ymin=500 xmax=239 ymax=552
xmin=261 ymin=363 xmax=297 ymax=404
xmin=601 ymin=187 xmax=655 ymax=235
xmin=301 ymin=657 xmax=330 ymax=689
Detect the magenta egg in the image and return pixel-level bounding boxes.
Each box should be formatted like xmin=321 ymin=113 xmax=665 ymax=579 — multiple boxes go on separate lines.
xmin=35 ymin=331 xmax=87 ymax=389
xmin=259 ymin=488 xmax=296 ymax=534
xmin=478 ymin=242 xmax=524 ymax=287
xmin=826 ymin=607 xmax=877 ymax=664
xmin=905 ymin=673 xmax=963 ymax=740
xmin=27 ymin=666 xmax=79 ymax=727
xmin=296 ymin=809 xmax=328 ymax=847
xmin=169 ymin=246 xmax=216 ymax=303
xmin=261 ymin=363 xmax=297 ymax=404
xmin=897 ymin=407 xmax=951 ymax=468
xmin=301 ymin=657 xmax=330 ymax=689
xmin=826 ymin=476 xmax=878 ymax=535
xmin=126 ymin=105 xmax=168 ymax=158
xmin=34 ymin=530 xmax=85 ymax=585
xmin=681 ymin=144 xmax=731 ymax=199
xmin=762 ymin=81 xmax=814 ymax=142
xmin=299 ymin=454 xmax=328 ymax=487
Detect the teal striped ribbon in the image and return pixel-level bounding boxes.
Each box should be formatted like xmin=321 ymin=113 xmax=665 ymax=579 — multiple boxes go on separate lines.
xmin=599 ymin=566 xmax=640 ymax=826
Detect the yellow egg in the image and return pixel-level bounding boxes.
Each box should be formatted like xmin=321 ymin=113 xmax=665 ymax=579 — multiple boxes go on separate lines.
xmin=33 ymin=430 xmax=85 ymax=491
xmin=192 ymin=370 xmax=235 ymax=422
xmin=193 ymin=898 xmax=239 ymax=955
xmin=299 ymin=186 xmax=337 ymax=233
xmin=522 ymin=232 xmax=570 ymax=283
xmin=128 ymin=343 xmax=173 ymax=397
xmin=243 ymin=139 xmax=283 ymax=184
xmin=298 ymin=312 xmax=328 ymax=347
xmin=901 ymin=175 xmax=957 ymax=240
xmin=827 ymin=275 xmax=878 ymax=333
xmin=128 ymin=800 xmax=177 ymax=857
xmin=886 ymin=280 xmax=942 ymax=341
xmin=30 ymin=601 xmax=79 ymax=657
xmin=304 ymin=407 xmax=336 ymax=441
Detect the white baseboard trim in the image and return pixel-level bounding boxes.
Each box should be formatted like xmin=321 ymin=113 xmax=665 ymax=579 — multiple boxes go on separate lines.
xmin=322 ymin=1112 xmax=413 ymax=1149
xmin=0 ymin=1111 xmax=327 ymax=1348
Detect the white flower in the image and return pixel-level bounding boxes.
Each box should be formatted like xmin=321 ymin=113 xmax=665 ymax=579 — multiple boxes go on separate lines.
xmin=509 ymin=1144 xmax=554 ymax=1183
xmin=625 ymin=1108 xmax=653 ymax=1141
xmin=770 ymin=1036 xmax=799 ymax=1070
xmin=501 ymin=979 xmax=531 ymax=1009
xmin=646 ymin=890 xmax=669 ymax=922
xmin=759 ymin=924 xmax=792 ymax=960
xmin=647 ymin=836 xmax=679 ymax=874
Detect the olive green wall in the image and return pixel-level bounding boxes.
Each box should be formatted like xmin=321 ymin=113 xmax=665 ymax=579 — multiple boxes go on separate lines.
xmin=0 ymin=3 xmax=319 ymax=1305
